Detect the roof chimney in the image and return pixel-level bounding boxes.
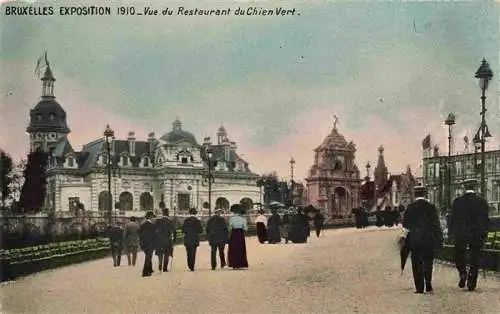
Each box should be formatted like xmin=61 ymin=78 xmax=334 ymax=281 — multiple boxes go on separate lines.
xmin=128 ymin=131 xmax=136 ymax=156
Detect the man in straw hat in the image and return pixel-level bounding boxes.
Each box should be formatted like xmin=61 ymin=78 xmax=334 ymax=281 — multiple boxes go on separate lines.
xmin=182 ymin=208 xmax=203 ymax=271
xmin=403 ymin=185 xmax=443 ymax=294
xmin=449 ymin=178 xmax=490 ymax=291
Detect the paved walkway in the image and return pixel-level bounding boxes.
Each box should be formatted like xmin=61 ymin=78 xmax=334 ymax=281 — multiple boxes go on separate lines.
xmin=1 ymin=227 xmax=500 ymax=314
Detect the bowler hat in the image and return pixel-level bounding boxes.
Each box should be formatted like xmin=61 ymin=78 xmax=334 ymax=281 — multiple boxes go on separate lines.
xmin=189 ymin=208 xmax=197 ymax=215
xmin=145 ymin=211 xmax=155 ymax=219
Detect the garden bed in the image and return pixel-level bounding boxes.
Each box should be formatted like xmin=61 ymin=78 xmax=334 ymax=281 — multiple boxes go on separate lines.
xmin=1 ymin=238 xmax=110 ymax=282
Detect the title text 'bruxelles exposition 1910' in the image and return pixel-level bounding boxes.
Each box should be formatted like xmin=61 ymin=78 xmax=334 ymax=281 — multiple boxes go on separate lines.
xmin=3 ymin=5 xmax=298 ymax=17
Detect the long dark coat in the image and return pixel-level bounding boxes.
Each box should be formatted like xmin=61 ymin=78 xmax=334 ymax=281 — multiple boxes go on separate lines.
xmin=155 ymin=217 xmax=176 ymax=255
xmin=290 ymin=213 xmax=310 ymax=243
xmin=449 ymin=192 xmax=489 ymax=248
xmin=403 ymin=199 xmax=443 ymax=249
xmin=182 ymin=216 xmax=203 ymax=247
xmin=139 ymin=220 xmax=157 ymax=252
xmin=206 ymin=215 xmax=229 ymax=246
xmin=267 ymin=213 xmax=282 ymax=243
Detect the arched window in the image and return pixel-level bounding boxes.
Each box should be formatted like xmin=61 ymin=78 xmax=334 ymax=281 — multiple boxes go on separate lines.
xmin=119 ymin=191 xmax=133 ymax=211
xmin=215 ymin=197 xmax=230 ymax=211
xmin=140 ymin=192 xmax=154 ymax=211
xmin=98 ymin=191 xmax=112 ymax=212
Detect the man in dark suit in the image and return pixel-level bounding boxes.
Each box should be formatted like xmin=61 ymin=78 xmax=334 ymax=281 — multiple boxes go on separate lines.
xmin=155 ymin=209 xmax=177 ymax=272
xmin=107 ymin=222 xmax=124 ymax=267
xmin=206 ymin=208 xmax=229 ymax=270
xmin=123 ymin=216 xmax=140 ymax=266
xmin=403 ymin=186 xmax=443 ymax=294
xmin=139 ymin=211 xmax=156 ymax=277
xmin=182 ymin=208 xmax=203 ymax=271
xmin=449 ymin=179 xmax=490 ymax=291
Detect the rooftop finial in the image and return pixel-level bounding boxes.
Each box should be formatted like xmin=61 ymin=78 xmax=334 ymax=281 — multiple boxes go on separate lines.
xmin=333 ymin=115 xmax=339 ymax=130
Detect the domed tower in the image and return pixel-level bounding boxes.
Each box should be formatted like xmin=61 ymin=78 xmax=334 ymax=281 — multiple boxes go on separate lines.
xmin=26 ymin=59 xmax=70 ymax=153
xmin=217 ymin=125 xmax=228 ymax=145
xmin=305 ymin=115 xmax=361 ymax=217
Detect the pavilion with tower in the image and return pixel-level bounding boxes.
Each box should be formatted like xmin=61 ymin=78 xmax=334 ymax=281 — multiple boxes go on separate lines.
xmin=25 ymin=58 xmax=260 ymax=214
xmin=305 ymin=116 xmax=362 ymax=218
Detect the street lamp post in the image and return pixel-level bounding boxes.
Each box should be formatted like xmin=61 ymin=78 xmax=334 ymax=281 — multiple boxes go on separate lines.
xmin=290 ymin=157 xmax=295 ymax=207
xmin=474 ymin=58 xmax=494 ymax=198
xmin=445 ymin=113 xmax=456 ymax=212
xmin=103 ymin=125 xmax=114 ymax=224
xmin=205 ymin=147 xmax=214 ymax=217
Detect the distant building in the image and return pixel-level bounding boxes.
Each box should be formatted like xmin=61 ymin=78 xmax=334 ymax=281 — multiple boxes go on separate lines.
xmin=422 ymin=149 xmax=500 ymax=214
xmin=26 ymin=62 xmax=260 ymax=214
xmin=362 ymin=146 xmax=416 ymax=210
xmin=305 ymin=121 xmax=362 ymax=217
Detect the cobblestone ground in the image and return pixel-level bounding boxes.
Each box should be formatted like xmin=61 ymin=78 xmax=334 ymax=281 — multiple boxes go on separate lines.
xmin=2 ymin=227 xmax=500 ymax=314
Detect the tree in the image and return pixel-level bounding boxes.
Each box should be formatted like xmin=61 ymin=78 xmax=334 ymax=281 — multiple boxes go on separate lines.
xmin=0 ymin=150 xmax=13 ymax=208
xmin=10 ymin=158 xmax=26 ymax=203
xmin=19 ymin=151 xmax=49 ymax=212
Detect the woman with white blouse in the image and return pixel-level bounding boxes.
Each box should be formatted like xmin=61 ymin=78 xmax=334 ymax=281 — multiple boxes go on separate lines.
xmin=227 ymin=204 xmax=249 ymax=269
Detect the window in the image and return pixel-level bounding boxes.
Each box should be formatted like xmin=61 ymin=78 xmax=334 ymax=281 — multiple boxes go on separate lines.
xmin=143 ymin=157 xmax=149 ymax=167
xmin=49 ymin=113 xmax=56 ymax=121
xmin=434 ymin=163 xmax=440 ymax=178
xmin=122 ymin=156 xmax=129 ymax=166
xmin=181 ymin=157 xmax=188 ymax=164
xmin=67 ymin=157 xmax=74 ymax=167
xmin=36 ymin=114 xmax=42 ymax=122
xmin=455 ymin=161 xmax=462 ymax=175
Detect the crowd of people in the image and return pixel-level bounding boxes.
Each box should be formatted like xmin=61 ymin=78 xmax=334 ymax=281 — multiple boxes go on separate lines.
xmin=106 ymin=203 xmax=262 ymax=276
xmin=106 ymin=204 xmax=327 ymax=276
xmin=352 ymin=205 xmax=403 ymax=229
xmin=255 ymin=207 xmax=326 ymax=245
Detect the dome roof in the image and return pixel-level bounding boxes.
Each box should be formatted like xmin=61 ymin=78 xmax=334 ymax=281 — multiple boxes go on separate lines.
xmin=26 ymin=98 xmax=70 ymax=134
xmin=160 ymin=119 xmax=199 ymax=146
xmin=316 ymin=127 xmax=352 ymax=151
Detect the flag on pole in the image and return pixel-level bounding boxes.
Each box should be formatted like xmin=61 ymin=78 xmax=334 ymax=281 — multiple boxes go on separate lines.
xmin=422 ymin=134 xmax=431 ymax=150
xmin=34 ymin=50 xmax=48 ymax=78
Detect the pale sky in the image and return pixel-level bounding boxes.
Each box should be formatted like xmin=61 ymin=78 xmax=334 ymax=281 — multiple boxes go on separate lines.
xmin=1 ymin=0 xmax=499 ymax=182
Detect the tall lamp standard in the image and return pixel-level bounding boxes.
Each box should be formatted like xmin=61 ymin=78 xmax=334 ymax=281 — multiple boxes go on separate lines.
xmin=474 ymin=58 xmax=494 ymax=198
xmin=205 ymin=147 xmax=215 ymax=217
xmin=103 ymin=125 xmax=114 ymax=224
xmin=289 ymin=157 xmax=295 ymax=207
xmin=445 ymin=113 xmax=456 ymax=213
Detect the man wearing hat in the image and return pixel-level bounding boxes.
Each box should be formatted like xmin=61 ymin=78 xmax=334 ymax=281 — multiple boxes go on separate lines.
xmin=403 ymin=186 xmax=443 ymax=294
xmin=206 ymin=208 xmax=229 ymax=270
xmin=182 ymin=208 xmax=203 ymax=271
xmin=449 ymin=179 xmax=490 ymax=291
xmin=139 ymin=211 xmax=157 ymax=277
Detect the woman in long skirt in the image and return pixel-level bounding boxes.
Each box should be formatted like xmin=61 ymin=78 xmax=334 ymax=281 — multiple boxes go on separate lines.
xmin=255 ymin=210 xmax=268 ymax=244
xmin=227 ymin=204 xmax=249 ymax=269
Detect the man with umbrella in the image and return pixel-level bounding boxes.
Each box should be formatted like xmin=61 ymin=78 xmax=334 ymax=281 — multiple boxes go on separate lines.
xmin=449 ymin=179 xmax=490 ymax=291
xmin=402 ymin=186 xmax=443 ymax=294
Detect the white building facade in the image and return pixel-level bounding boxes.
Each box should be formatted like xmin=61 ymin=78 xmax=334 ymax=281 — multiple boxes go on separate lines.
xmin=27 ymin=63 xmax=260 ymax=215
